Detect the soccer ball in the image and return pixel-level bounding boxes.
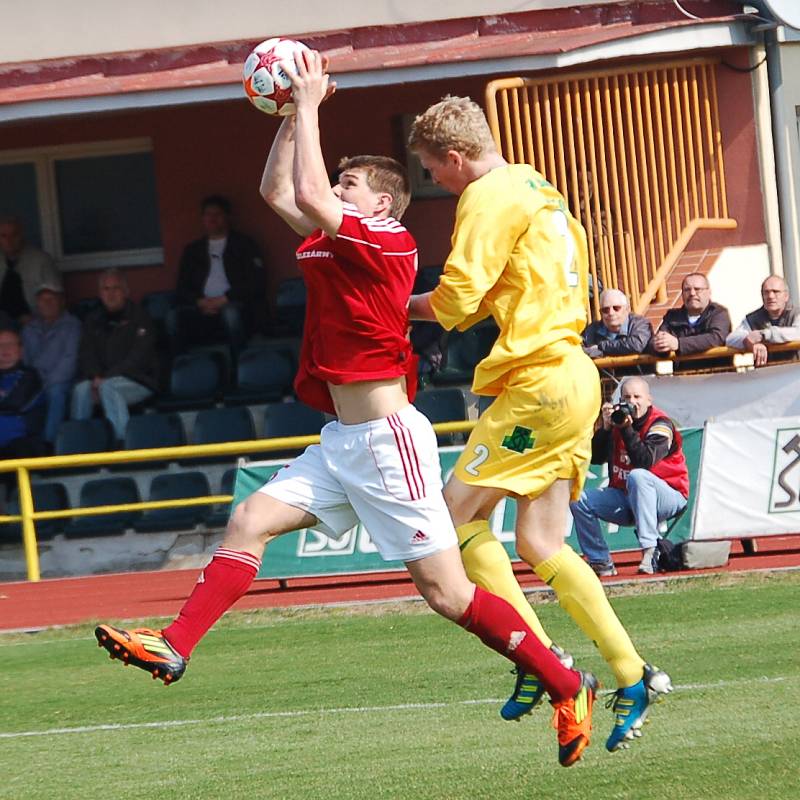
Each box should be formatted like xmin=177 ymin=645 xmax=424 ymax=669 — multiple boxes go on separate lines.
xmin=243 ymin=38 xmax=309 ymax=116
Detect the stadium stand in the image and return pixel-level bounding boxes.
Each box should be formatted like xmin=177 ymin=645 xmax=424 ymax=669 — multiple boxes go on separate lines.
xmin=273 ymin=277 xmax=306 ymax=337
xmin=186 ymin=405 xmax=256 ymax=465
xmin=116 ymin=412 xmax=187 ymax=470
xmin=156 ymin=350 xmax=226 ymax=412
xmin=261 ymin=401 xmax=327 ymax=458
xmin=413 ymin=387 xmax=468 ymax=445
xmin=52 ymin=418 xmax=115 ymax=475
xmin=1 ymin=482 xmax=70 ymax=543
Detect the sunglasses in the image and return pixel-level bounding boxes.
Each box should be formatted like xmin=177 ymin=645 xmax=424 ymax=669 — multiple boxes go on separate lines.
xmin=601 ymin=305 xmax=623 ymax=313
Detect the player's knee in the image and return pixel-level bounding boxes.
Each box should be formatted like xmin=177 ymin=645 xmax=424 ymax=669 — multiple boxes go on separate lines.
xmin=226 ymin=500 xmax=269 ymax=546
xmin=423 ymin=584 xmax=470 ymax=622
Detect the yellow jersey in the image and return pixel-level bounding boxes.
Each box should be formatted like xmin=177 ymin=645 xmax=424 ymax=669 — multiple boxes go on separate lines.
xmin=429 ymin=163 xmax=589 ymax=395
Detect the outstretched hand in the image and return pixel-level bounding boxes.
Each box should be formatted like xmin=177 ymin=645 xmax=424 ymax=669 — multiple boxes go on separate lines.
xmin=290 ymin=49 xmax=336 ymax=109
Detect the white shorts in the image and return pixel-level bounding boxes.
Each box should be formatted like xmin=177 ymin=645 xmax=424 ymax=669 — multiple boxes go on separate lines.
xmin=258 ymin=403 xmax=458 ymax=562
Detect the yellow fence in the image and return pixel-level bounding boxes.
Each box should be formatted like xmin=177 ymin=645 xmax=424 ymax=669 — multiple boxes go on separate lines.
xmin=0 ymin=420 xmax=477 ymax=583
xmin=485 ymin=58 xmax=737 ymax=318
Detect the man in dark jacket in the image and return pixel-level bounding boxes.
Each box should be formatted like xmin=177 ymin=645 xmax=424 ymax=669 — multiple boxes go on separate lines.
xmin=570 ymin=377 xmax=688 ymax=576
xmin=0 ymin=327 xmax=45 ymax=460
xmin=650 ymin=272 xmax=731 ymax=357
xmin=71 ymin=269 xmax=158 ymax=442
xmin=170 ymin=195 xmax=267 ymax=353
xmin=582 ymin=289 xmax=652 ymax=358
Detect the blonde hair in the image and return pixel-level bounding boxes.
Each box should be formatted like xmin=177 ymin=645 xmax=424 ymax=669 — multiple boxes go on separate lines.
xmin=337 ymin=155 xmax=411 ymax=219
xmin=408 ymin=95 xmax=497 ymax=160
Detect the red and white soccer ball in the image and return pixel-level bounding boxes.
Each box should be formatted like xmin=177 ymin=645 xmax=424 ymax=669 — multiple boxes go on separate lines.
xmin=243 ymin=38 xmax=310 ymax=116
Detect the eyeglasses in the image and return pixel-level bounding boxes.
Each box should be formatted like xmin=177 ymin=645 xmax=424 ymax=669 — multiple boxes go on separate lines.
xmin=600 ymin=305 xmax=623 ymax=313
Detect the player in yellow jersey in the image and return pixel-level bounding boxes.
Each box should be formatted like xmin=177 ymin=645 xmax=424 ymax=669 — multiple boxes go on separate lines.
xmin=407 ymin=96 xmax=673 ymax=753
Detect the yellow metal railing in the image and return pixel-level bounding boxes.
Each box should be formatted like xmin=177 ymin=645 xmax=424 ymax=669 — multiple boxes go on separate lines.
xmin=0 ymin=421 xmax=477 ymax=583
xmin=485 ymin=59 xmax=737 ymax=319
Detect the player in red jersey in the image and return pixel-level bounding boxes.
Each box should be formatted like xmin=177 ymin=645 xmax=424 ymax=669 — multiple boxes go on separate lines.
xmin=94 ymin=50 xmax=596 ymax=766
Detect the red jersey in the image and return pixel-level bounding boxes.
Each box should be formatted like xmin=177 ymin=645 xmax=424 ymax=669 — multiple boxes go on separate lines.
xmin=294 ymin=202 xmax=419 ymax=414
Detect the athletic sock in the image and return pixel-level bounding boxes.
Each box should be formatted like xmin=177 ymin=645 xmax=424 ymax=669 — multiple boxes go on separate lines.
xmin=163 ymin=548 xmax=261 ymax=658
xmin=535 ymin=544 xmax=645 ymax=687
xmin=459 ymin=585 xmax=580 ymax=702
xmin=457 ymin=521 xmax=553 ymax=649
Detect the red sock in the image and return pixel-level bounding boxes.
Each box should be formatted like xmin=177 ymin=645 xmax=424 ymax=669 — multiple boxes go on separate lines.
xmin=459 ymin=586 xmax=580 ymax=702
xmin=163 ymin=548 xmax=260 ymax=658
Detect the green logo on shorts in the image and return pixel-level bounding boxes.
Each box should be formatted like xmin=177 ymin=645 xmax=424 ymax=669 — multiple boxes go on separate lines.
xmin=501 ymin=426 xmax=536 ymax=454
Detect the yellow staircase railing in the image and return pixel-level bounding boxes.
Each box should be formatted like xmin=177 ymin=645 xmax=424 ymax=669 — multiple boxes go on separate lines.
xmin=485 ymin=58 xmax=737 ymax=319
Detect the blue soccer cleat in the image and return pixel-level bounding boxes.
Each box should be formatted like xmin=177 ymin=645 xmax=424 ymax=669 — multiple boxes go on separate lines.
xmin=605 ymin=663 xmax=673 ymax=751
xmin=500 ymin=644 xmax=574 ymax=721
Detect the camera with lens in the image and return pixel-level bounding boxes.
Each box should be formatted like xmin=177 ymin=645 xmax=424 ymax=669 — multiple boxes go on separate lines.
xmin=610 ymin=401 xmax=635 ymax=426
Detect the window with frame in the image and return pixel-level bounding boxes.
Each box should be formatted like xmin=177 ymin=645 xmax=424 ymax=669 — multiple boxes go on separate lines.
xmin=0 ymin=138 xmax=163 ymax=271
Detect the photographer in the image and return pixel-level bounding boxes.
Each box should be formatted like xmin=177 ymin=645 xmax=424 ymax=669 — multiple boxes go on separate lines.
xmin=570 ymin=377 xmax=689 ymax=575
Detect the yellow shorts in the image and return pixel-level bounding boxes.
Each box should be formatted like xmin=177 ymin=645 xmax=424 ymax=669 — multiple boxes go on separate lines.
xmin=454 ymin=348 xmax=600 ymax=501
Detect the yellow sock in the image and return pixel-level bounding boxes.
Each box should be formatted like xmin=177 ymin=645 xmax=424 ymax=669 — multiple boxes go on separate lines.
xmin=457 ymin=521 xmax=552 ymax=649
xmin=535 ymin=544 xmax=645 ymax=687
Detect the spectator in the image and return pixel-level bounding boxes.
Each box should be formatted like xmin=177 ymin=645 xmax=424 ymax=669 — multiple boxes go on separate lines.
xmin=0 ymin=216 xmax=63 ymax=320
xmin=22 ymin=283 xmax=82 ymax=447
xmin=726 ymin=275 xmax=800 ymax=366
xmin=582 ymin=289 xmax=652 ymax=358
xmin=0 ymin=328 xmax=46 ymax=461
xmin=650 ymin=272 xmax=731 ymax=357
xmin=71 ymin=269 xmax=159 ymax=442
xmin=171 ymin=195 xmax=267 ymax=354
xmin=570 ymin=377 xmax=688 ymax=576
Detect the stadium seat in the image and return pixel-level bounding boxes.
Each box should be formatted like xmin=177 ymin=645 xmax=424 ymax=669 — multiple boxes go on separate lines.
xmin=0 ymin=482 xmax=70 ymax=544
xmin=432 ymin=323 xmax=499 ymax=386
xmin=115 ymin=412 xmax=187 ymax=470
xmin=223 ymin=345 xmax=295 ymax=405
xmin=156 ymin=351 xmax=225 ymax=411
xmin=261 ymin=401 xmax=327 ymax=459
xmin=134 ymin=471 xmax=212 ymax=533
xmin=205 ymin=468 xmax=237 ymax=528
xmin=185 ymin=406 xmax=256 ymax=465
xmin=274 ymin=277 xmax=307 ymax=337
xmin=63 ymin=476 xmax=141 ymax=538
xmin=52 ymin=418 xmax=114 ymax=475
xmin=477 ymin=395 xmax=495 ymax=416
xmin=68 ymin=296 xmax=102 ymax=321
xmin=141 ymin=290 xmax=177 ymax=323
xmin=413 ymin=387 xmax=468 ymax=445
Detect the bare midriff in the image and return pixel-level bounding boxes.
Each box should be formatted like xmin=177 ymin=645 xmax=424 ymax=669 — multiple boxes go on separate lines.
xmin=327 ymin=376 xmax=409 ymax=425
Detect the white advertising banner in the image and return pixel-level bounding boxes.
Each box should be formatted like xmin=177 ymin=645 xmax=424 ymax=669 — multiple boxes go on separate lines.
xmin=693 ymin=416 xmax=800 ymax=539
xmin=641 ymin=362 xmax=800 ymax=429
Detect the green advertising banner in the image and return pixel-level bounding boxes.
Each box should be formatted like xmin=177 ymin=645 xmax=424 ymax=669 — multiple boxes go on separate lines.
xmin=233 ymin=429 xmax=702 ymax=580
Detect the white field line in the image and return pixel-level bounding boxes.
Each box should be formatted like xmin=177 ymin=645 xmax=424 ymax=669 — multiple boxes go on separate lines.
xmin=0 ymin=676 xmax=787 ymax=740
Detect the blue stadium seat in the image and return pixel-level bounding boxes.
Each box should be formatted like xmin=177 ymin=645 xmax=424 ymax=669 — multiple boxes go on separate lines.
xmin=0 ymin=482 xmax=70 ymax=544
xmin=432 ymin=323 xmax=499 ymax=386
xmin=274 ymin=277 xmax=306 ymax=337
xmin=156 ymin=351 xmax=225 ymax=411
xmin=141 ymin=290 xmax=177 ymax=323
xmin=64 ymin=477 xmax=141 ymax=538
xmin=413 ymin=387 xmax=468 ymax=445
xmin=115 ymin=412 xmax=187 ymax=471
xmin=52 ymin=419 xmax=114 ymax=475
xmin=134 ymin=471 xmax=211 ymax=533
xmin=223 ymin=345 xmax=295 ymax=405
xmin=205 ymin=468 xmax=237 ymax=528
xmin=261 ymin=401 xmax=327 ymax=459
xmin=185 ymin=406 xmax=256 ymax=465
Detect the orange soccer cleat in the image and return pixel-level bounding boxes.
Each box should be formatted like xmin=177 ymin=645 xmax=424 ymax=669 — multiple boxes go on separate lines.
xmin=95 ymin=625 xmax=187 ymax=685
xmin=550 ymin=671 xmax=598 ymax=767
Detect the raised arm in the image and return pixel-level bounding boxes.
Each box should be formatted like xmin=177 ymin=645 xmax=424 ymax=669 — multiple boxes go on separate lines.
xmin=259 ymin=115 xmax=316 ymax=237
xmin=290 ymin=50 xmax=343 ymax=238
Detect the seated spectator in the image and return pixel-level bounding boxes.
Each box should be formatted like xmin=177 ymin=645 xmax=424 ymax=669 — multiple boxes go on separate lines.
xmin=0 ymin=328 xmax=46 ymax=461
xmin=650 ymin=272 xmax=731 ymax=358
xmin=71 ymin=269 xmax=159 ymax=442
xmin=726 ymin=275 xmax=800 ymax=366
xmin=22 ymin=283 xmax=82 ymax=447
xmin=570 ymin=377 xmax=688 ymax=576
xmin=170 ymin=195 xmax=267 ymax=354
xmin=0 ymin=216 xmax=63 ymax=324
xmin=582 ymin=289 xmax=652 ymax=358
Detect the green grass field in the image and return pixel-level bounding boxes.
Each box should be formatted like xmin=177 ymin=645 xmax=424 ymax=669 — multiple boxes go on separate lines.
xmin=1 ymin=571 xmax=798 ymax=800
